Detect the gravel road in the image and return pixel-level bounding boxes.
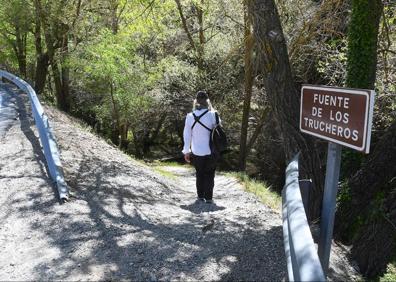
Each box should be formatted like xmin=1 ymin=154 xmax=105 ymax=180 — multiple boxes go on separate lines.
xmin=0 ymin=83 xmax=360 ymax=281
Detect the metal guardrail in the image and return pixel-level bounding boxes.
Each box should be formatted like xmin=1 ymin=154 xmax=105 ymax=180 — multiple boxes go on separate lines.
xmin=282 ymin=154 xmax=325 ymax=281
xmin=0 ymin=70 xmax=69 ymax=201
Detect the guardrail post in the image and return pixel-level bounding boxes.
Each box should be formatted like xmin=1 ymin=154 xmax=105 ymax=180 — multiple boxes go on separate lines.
xmin=318 ymin=142 xmax=342 ymax=276
xmin=299 ymin=179 xmax=312 ymax=219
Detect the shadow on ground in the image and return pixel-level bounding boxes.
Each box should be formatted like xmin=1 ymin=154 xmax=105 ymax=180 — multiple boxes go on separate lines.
xmin=180 ymin=201 xmax=226 ymax=214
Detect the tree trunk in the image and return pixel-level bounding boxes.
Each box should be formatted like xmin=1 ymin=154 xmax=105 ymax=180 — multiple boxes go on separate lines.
xmin=142 ymin=129 xmax=151 ymax=155
xmin=111 ymin=124 xmax=120 ymax=146
xmin=109 ymin=82 xmax=120 ymax=146
xmin=33 ymin=0 xmax=47 ymax=94
xmin=346 ymin=0 xmax=383 ymax=89
xmin=142 ymin=113 xmax=167 ymax=155
xmin=50 ymin=58 xmax=65 ymax=109
xmin=132 ymin=131 xmax=143 ymax=159
xmin=14 ymin=26 xmax=27 ymax=78
xmin=196 ymin=0 xmax=205 ymax=73
xmin=34 ymin=53 xmax=49 ymax=95
xmin=239 ymin=0 xmax=255 ymax=171
xmin=60 ymin=35 xmax=70 ymax=111
xmin=48 ymin=51 xmax=69 ymax=112
xmin=246 ymin=108 xmax=269 ymax=153
xmin=175 ymin=0 xmax=206 ymax=77
xmin=175 ymin=0 xmax=196 ymax=52
xmin=119 ymin=122 xmax=129 ymax=150
xmin=110 ymin=0 xmax=119 ymax=34
xmin=251 ymin=0 xmax=325 ymax=219
xmin=33 ymin=14 xmax=49 ymax=95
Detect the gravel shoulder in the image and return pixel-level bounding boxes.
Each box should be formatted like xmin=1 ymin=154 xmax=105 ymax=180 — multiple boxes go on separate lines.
xmin=0 ymin=84 xmax=360 ymax=281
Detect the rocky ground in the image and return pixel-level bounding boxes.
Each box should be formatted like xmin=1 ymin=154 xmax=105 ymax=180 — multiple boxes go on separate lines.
xmin=0 ymin=83 xmax=361 ymax=281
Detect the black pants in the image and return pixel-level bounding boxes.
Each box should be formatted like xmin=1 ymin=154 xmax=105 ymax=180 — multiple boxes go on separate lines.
xmin=192 ymin=154 xmax=217 ymax=200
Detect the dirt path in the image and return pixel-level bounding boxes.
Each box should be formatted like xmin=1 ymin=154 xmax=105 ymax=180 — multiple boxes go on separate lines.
xmin=0 ymin=84 xmax=359 ymax=281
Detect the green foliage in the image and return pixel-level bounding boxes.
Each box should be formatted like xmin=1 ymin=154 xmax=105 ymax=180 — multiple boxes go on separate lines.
xmin=374 ymin=3 xmax=396 ymax=130
xmin=0 ymin=0 xmax=34 ymax=73
xmin=316 ymin=39 xmax=348 ymax=85
xmin=72 ymin=31 xmax=140 ymax=96
xmin=379 ymin=262 xmax=396 ymax=282
xmin=0 ymin=40 xmax=17 ymax=69
xmin=73 ymin=29 xmax=133 ymax=82
xmin=0 ymin=0 xmax=33 ymax=34
xmin=337 ymin=182 xmax=352 ymax=204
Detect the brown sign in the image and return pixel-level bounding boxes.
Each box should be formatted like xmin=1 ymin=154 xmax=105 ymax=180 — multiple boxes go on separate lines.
xmin=300 ymin=85 xmax=375 ymax=153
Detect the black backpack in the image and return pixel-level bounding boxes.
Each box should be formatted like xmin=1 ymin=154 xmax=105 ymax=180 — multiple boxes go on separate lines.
xmin=192 ymin=110 xmax=228 ymax=156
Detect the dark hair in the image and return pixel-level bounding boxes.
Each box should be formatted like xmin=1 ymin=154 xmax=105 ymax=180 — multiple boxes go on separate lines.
xmin=196 ymin=90 xmax=208 ymax=100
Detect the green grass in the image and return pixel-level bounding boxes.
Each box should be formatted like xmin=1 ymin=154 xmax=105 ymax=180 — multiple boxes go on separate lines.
xmin=151 ymin=160 xmax=183 ymax=167
xmin=149 ymin=161 xmax=188 ymax=180
xmin=379 ymin=262 xmax=396 ymax=282
xmin=227 ymin=172 xmax=281 ymax=212
xmin=152 ymin=166 xmax=178 ymax=180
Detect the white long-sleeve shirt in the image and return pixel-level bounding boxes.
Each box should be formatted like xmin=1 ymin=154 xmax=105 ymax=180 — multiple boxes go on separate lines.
xmin=182 ymin=109 xmax=218 ymax=156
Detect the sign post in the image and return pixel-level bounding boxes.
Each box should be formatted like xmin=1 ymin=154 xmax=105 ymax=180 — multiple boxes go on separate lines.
xmin=300 ymin=85 xmax=375 ymax=276
xmin=318 ymin=142 xmax=342 ymax=275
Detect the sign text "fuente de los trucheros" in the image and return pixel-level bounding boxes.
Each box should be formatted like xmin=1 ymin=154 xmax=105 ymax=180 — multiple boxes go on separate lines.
xmin=300 ymin=85 xmax=375 ymax=153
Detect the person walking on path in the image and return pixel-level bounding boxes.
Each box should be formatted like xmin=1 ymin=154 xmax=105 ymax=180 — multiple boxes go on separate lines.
xmin=182 ymin=91 xmax=220 ymax=204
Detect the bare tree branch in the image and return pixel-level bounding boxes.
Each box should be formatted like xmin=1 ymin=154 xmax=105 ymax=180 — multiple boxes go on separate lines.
xmin=174 ymin=0 xmax=196 ymax=51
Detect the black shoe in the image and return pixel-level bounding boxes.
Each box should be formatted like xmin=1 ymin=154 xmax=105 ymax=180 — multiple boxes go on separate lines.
xmin=205 ymin=199 xmax=214 ymax=204
xmin=194 ymin=198 xmax=205 ymax=204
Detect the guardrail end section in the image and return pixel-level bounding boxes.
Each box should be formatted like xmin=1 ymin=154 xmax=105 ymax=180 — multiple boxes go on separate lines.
xmin=56 ymin=175 xmax=69 ymax=202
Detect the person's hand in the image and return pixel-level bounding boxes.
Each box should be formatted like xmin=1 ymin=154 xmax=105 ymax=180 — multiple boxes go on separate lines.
xmin=184 ymin=153 xmax=191 ymax=163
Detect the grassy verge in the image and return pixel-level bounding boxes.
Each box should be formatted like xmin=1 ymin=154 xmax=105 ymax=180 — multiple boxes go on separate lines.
xmin=149 ymin=161 xmax=186 ymax=180
xmin=226 ymin=172 xmax=281 ymax=212
xmin=151 ymin=161 xmax=183 ymax=167
xmin=153 ymin=167 xmax=178 ymax=180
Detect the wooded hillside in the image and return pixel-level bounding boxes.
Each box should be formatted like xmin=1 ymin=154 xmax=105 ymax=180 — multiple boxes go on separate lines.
xmin=0 ymin=0 xmax=395 ymax=278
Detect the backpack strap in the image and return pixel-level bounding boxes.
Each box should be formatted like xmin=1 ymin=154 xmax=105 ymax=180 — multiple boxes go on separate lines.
xmin=191 ymin=110 xmax=211 ymax=131
xmin=215 ymin=111 xmax=220 ymax=125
